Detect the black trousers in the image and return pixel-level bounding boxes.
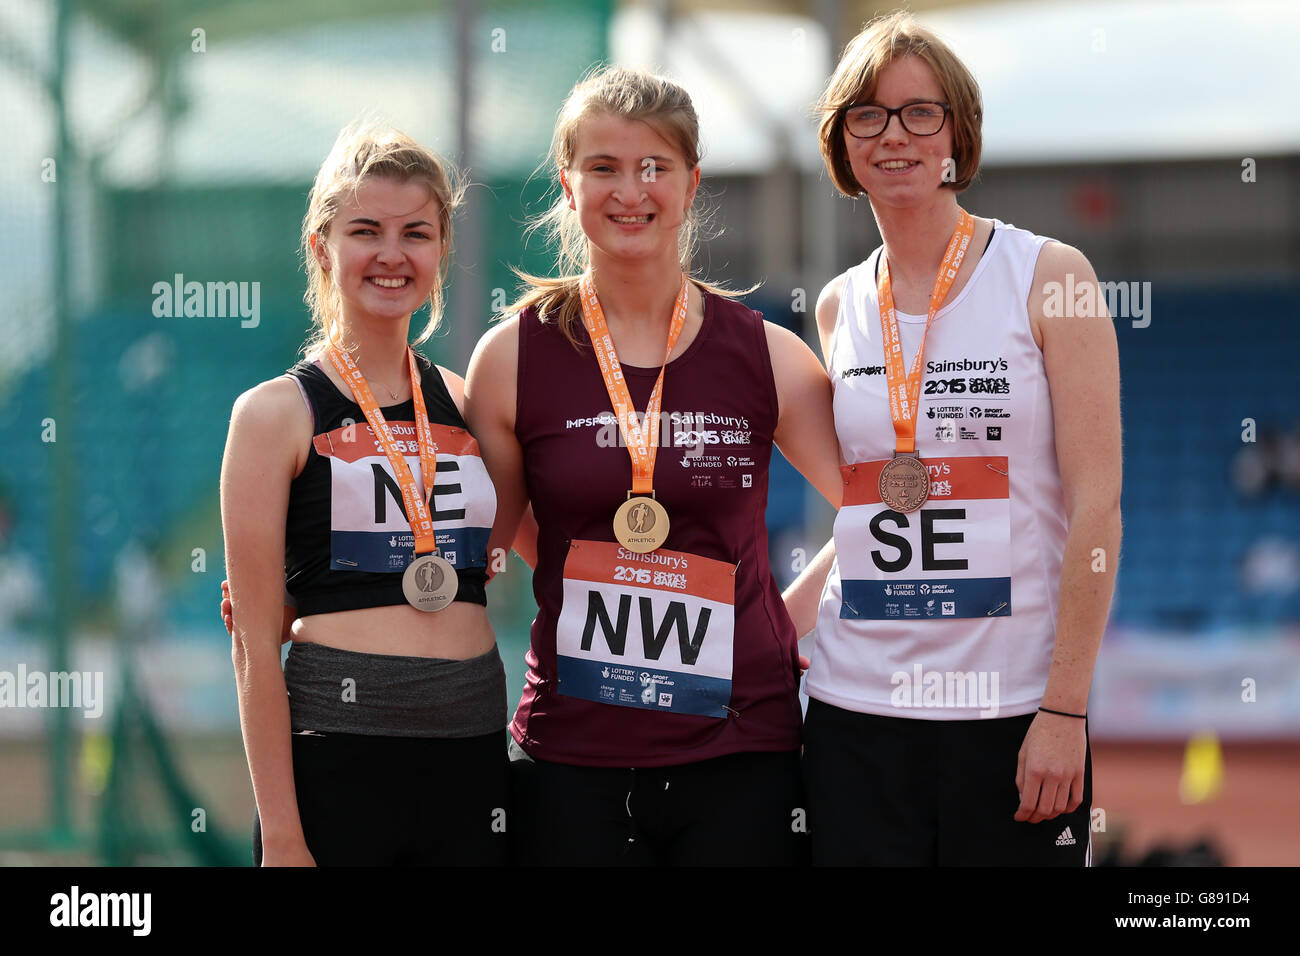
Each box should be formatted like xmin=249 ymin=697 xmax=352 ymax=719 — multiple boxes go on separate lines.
xmin=508 ymin=738 xmax=809 ymax=866
xmin=253 ymin=728 xmax=510 ymax=866
xmin=803 ymin=698 xmax=1092 ymax=866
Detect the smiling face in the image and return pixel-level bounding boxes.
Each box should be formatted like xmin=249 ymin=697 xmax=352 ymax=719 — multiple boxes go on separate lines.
xmin=560 ymin=111 xmax=700 ymax=270
xmin=311 ymin=177 xmax=444 ymax=326
xmin=842 ymin=54 xmax=955 ymax=210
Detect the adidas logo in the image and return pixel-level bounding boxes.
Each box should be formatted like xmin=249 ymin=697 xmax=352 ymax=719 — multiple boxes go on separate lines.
xmin=1056 ymin=826 xmax=1076 ymax=846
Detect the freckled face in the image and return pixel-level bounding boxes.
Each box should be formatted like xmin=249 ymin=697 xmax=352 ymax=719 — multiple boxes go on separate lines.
xmin=842 ymin=54 xmax=955 ymax=207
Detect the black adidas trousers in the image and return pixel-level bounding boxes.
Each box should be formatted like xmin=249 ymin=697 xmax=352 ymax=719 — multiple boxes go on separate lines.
xmin=803 ymin=699 xmax=1092 ymax=866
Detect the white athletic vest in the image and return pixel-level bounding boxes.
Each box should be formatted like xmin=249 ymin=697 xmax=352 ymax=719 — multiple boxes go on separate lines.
xmin=806 ymin=220 xmax=1066 ymax=720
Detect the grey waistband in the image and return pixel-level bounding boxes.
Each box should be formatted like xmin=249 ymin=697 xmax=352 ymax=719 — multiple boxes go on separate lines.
xmin=283 ymin=641 xmax=508 ymax=738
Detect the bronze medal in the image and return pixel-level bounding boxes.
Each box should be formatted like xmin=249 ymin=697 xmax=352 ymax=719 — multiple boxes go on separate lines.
xmin=614 ymin=495 xmax=670 ymax=554
xmin=401 ymin=553 xmax=459 ymax=612
xmin=878 ymin=454 xmax=930 ymax=513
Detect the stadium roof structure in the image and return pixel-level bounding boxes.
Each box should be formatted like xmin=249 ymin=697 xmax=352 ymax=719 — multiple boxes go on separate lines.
xmin=617 ymin=0 xmax=1300 ymax=171
xmin=7 ymin=0 xmax=1290 ymax=188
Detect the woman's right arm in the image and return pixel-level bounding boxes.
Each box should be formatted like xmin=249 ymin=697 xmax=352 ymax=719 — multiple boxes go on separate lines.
xmin=464 ymin=316 xmax=534 ymax=578
xmin=782 ymin=274 xmax=849 ymax=638
xmin=221 ymin=380 xmax=315 ymax=866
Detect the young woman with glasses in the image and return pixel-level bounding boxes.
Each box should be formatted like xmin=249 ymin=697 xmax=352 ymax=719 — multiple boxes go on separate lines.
xmin=784 ymin=11 xmax=1122 ymax=865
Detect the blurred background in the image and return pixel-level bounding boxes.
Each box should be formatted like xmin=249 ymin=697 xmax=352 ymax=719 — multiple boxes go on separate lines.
xmin=1 ymin=0 xmax=1296 ymax=865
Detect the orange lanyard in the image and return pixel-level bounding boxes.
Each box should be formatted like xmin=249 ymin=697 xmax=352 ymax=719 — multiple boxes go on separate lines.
xmin=578 ymin=274 xmax=690 ymax=495
xmin=327 ymin=346 xmax=439 ymax=555
xmin=875 ymin=208 xmax=975 ymax=454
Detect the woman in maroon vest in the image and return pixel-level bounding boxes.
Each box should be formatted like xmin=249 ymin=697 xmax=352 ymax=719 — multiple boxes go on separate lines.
xmin=465 ymin=66 xmax=842 ymax=865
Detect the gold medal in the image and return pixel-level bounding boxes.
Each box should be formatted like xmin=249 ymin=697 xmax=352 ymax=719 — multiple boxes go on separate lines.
xmin=878 ymin=454 xmax=929 ymax=513
xmin=614 ymin=494 xmax=671 ymax=553
xmin=401 ymin=553 xmax=459 ymax=612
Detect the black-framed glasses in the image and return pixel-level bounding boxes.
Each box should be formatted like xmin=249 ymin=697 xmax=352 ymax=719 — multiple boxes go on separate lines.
xmin=843 ymin=101 xmax=950 ymax=138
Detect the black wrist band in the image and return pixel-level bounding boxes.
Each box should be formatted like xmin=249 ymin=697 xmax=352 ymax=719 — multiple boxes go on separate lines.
xmin=1038 ymin=706 xmax=1086 ymax=719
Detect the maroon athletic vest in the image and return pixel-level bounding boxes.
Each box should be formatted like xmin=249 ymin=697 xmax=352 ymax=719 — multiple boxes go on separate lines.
xmin=511 ymin=287 xmax=803 ymax=767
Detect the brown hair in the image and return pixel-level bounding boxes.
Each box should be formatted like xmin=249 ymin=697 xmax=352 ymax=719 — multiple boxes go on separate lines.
xmin=815 ymin=11 xmax=983 ymax=197
xmin=504 ymin=65 xmax=747 ymax=346
xmin=301 ymin=120 xmax=466 ymax=357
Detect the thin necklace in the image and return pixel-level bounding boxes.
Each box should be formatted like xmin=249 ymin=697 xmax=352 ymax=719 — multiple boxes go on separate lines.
xmin=371 ymin=378 xmax=401 ymax=400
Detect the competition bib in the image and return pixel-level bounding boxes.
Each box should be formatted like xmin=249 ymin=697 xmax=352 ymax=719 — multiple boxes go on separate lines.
xmin=837 ymin=455 xmax=1011 ymax=620
xmin=556 ymin=540 xmax=735 ymax=717
xmin=312 ymin=422 xmax=495 ymax=573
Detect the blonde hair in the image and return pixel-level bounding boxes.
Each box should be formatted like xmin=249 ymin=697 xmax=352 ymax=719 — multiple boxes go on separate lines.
xmin=505 ymin=65 xmax=746 ymax=347
xmin=815 ymin=11 xmax=983 ymax=197
xmin=301 ymin=121 xmax=465 ymax=357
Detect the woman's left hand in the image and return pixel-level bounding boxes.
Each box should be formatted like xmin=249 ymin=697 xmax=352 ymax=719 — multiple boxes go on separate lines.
xmin=1014 ymin=709 xmax=1086 ymax=823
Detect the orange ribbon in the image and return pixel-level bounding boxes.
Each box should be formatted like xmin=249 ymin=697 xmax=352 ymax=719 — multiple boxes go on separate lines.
xmin=876 ymin=208 xmax=975 ymax=455
xmin=327 ymin=346 xmax=440 ymax=555
xmin=578 ymin=275 xmax=690 ymax=495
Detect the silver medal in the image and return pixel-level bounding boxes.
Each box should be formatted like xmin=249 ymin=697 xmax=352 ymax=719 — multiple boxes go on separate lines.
xmin=401 ymin=553 xmax=458 ymax=612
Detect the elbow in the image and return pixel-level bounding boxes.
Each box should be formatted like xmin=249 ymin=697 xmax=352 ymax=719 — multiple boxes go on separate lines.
xmin=1065 ymin=484 xmax=1122 ymax=525
xmin=231 ymin=630 xmax=249 ymax=678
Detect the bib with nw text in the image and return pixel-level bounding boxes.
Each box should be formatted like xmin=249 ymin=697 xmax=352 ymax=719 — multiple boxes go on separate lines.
xmin=556 ymin=540 xmax=736 ymax=717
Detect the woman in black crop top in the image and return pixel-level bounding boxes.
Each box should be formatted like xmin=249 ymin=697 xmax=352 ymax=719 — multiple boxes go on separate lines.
xmin=219 ymin=122 xmax=509 ymax=866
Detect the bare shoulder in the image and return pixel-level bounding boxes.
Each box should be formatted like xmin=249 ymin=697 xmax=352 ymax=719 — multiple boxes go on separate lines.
xmin=464 ymin=315 xmax=521 ymax=429
xmin=469 ymin=313 xmax=521 ymax=371
xmin=231 ymin=375 xmax=308 ymax=428
xmin=813 ymin=270 xmax=849 ymax=363
xmin=763 ymin=319 xmax=819 ymax=365
xmin=763 ymin=318 xmax=801 ymax=348
xmin=436 ymin=364 xmax=467 ymax=416
xmin=815 ymin=271 xmax=849 ymax=330
xmin=763 ymin=319 xmax=831 ymax=425
xmin=1032 ymin=240 xmax=1095 ymax=288
xmin=227 ymin=375 xmax=313 ymax=476
xmin=1027 ymin=241 xmax=1106 ymax=349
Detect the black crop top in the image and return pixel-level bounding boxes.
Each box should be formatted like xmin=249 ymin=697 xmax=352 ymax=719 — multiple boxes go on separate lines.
xmin=283 ymin=351 xmax=496 ymax=616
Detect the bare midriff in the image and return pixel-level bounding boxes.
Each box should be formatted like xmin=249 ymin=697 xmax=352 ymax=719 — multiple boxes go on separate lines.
xmin=291 ymin=601 xmax=495 ymax=660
